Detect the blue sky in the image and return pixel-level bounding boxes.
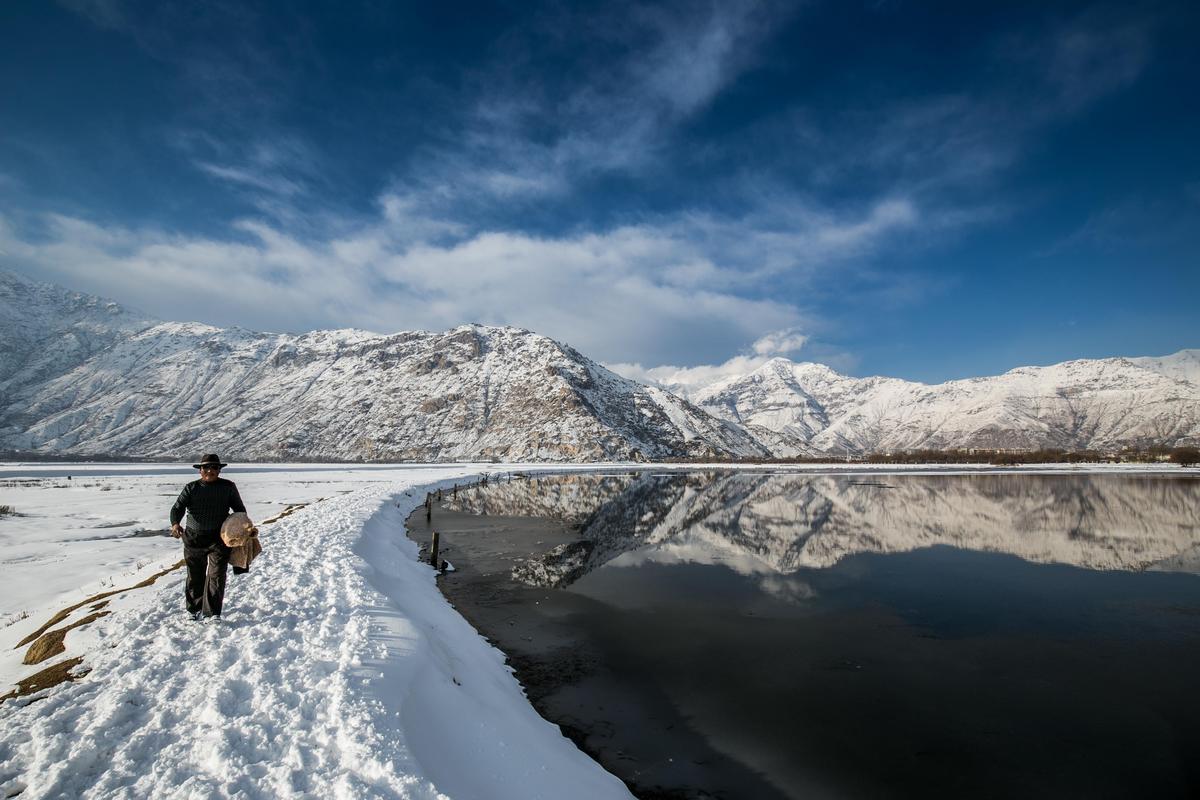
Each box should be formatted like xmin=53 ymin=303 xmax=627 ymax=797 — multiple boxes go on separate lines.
xmin=0 ymin=0 xmax=1196 ymax=384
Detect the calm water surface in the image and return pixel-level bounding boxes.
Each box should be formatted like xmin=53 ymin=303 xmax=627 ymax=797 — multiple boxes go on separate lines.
xmin=410 ymin=472 xmax=1200 ymax=799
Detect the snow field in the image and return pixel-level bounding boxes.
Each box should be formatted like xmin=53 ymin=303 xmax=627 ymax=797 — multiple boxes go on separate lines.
xmin=0 ymin=468 xmax=634 ymax=799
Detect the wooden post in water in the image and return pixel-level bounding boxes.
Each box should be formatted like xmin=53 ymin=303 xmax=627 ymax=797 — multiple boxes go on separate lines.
xmin=453 ymin=483 xmax=458 ymax=499
xmin=430 ymin=531 xmax=440 ymax=567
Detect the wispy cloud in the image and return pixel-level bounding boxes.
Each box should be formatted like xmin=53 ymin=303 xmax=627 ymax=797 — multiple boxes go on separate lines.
xmin=404 ymin=0 xmax=794 ymax=205
xmin=0 ymin=162 xmax=931 ymax=368
xmin=194 ymin=162 xmax=304 ymax=197
xmin=62 ymin=0 xmax=326 ymax=223
xmin=733 ymin=10 xmax=1155 ymax=209
xmin=1015 ymin=13 xmax=1150 ymax=113
xmin=182 ymin=134 xmax=327 ymax=226
xmin=1037 ymin=192 xmax=1197 ymax=258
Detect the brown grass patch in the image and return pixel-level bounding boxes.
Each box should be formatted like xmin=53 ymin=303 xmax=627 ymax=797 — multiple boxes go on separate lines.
xmin=16 ymin=559 xmax=184 ymax=649
xmin=260 ymin=501 xmax=313 ymax=525
xmin=23 ymin=611 xmax=112 ymax=665
xmin=0 ymin=658 xmax=89 ymax=705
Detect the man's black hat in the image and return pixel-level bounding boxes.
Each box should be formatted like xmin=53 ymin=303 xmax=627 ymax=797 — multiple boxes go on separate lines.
xmin=193 ymin=453 xmax=228 ymax=469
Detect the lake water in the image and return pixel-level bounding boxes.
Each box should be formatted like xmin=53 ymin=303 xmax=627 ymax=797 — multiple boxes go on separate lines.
xmin=408 ymin=471 xmax=1200 ymax=799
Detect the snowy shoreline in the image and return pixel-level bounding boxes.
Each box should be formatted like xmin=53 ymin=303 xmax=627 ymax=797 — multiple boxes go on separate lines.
xmin=1 ymin=461 xmax=1195 ymax=798
xmin=0 ymin=465 xmax=636 ymax=799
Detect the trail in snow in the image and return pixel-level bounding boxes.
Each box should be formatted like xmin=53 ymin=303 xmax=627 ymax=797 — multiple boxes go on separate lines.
xmin=0 ymin=469 xmax=633 ymax=799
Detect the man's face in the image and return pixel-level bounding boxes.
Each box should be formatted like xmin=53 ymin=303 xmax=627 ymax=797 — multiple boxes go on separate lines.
xmin=199 ymin=465 xmax=220 ymax=483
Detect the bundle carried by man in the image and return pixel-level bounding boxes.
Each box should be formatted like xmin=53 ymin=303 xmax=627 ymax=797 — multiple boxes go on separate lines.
xmin=220 ymin=512 xmax=263 ymax=574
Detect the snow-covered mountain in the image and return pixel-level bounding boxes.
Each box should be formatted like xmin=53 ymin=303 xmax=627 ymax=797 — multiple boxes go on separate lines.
xmin=1 ymin=270 xmax=1196 ymax=460
xmin=0 ymin=272 xmax=155 ymax=403
xmin=0 ymin=271 xmax=766 ymax=462
xmin=676 ymin=353 xmax=1200 ymax=455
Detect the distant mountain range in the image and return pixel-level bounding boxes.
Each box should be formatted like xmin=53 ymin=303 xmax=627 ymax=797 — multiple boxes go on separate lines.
xmin=0 ymin=270 xmax=1196 ymax=461
xmin=671 ymin=351 xmax=1200 ymax=456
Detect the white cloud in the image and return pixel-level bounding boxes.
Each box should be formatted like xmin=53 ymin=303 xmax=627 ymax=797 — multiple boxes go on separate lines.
xmin=1 ymin=208 xmax=808 ymax=366
xmin=22 ymin=2 xmax=953 ymax=370
xmin=0 ymin=153 xmax=934 ymax=368
xmin=607 ymin=325 xmax=813 ymax=394
xmin=635 ymin=0 xmax=776 ymax=118
xmin=751 ymin=327 xmax=808 ymax=356
xmin=607 ymin=355 xmax=777 ymax=393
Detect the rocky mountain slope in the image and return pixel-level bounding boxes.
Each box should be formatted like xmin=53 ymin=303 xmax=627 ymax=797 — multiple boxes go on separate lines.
xmin=1 ymin=270 xmax=1196 ymax=460
xmin=677 ymin=353 xmax=1200 ymax=455
xmin=0 ymin=271 xmax=765 ymax=462
xmin=0 ymin=274 xmax=154 ymax=405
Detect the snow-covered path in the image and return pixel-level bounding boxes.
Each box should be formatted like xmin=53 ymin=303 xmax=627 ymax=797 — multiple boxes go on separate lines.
xmin=0 ymin=469 xmax=633 ymax=799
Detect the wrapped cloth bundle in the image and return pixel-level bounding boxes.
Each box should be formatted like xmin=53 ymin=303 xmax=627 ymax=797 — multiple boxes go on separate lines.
xmin=220 ymin=511 xmax=263 ymax=574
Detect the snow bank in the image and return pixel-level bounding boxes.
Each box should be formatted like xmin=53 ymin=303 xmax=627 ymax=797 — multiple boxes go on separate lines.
xmin=0 ymin=467 xmax=632 ymax=799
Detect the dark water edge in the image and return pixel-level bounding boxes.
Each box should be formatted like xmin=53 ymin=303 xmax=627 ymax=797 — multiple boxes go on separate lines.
xmin=405 ymin=504 xmax=783 ymax=799
xmin=405 ymin=477 xmax=1200 ymax=800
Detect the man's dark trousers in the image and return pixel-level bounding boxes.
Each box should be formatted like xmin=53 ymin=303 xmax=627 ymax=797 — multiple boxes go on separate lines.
xmin=184 ymin=540 xmax=232 ymax=617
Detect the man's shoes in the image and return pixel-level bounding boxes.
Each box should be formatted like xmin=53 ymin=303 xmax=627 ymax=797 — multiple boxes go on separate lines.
xmin=188 ymin=611 xmax=202 ymax=621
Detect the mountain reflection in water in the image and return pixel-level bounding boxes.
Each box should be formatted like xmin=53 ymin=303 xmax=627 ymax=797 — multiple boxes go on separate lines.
xmin=444 ymin=472 xmax=1200 ymax=587
xmin=431 ymin=472 xmax=1200 ymax=799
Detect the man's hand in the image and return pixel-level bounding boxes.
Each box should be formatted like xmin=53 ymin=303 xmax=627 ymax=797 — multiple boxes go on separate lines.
xmin=171 ymin=523 xmax=183 ymax=539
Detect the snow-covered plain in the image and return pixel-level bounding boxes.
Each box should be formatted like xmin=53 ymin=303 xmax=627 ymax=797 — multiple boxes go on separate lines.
xmin=1 ymin=460 xmax=1194 ymax=798
xmin=0 ymin=464 xmax=422 ymax=624
xmin=0 ymin=462 xmax=635 ymax=799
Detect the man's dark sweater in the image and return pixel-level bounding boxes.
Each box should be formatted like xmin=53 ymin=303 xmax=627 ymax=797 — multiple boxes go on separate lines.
xmin=170 ymin=478 xmax=246 ymax=548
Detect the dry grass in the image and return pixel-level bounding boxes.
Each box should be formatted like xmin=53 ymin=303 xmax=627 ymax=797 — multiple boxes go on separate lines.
xmin=260 ymin=501 xmax=312 ymax=524
xmin=0 ymin=658 xmax=89 ymax=705
xmin=23 ymin=610 xmax=112 ymax=665
xmin=16 ymin=559 xmax=185 ymax=648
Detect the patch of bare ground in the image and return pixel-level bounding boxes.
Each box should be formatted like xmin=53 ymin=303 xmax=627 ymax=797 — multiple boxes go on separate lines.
xmin=0 ymin=658 xmax=89 ymax=705
xmin=260 ymin=501 xmax=312 ymax=525
xmin=23 ymin=611 xmax=111 ymax=665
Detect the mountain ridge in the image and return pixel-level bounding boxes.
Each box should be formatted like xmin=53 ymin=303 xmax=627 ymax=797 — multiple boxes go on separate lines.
xmin=670 ymin=349 xmax=1200 ymax=455
xmin=0 ymin=272 xmax=767 ymax=461
xmin=1 ymin=271 xmax=1196 ymax=460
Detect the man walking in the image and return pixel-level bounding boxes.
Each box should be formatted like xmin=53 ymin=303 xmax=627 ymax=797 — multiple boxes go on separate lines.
xmin=170 ymin=454 xmax=246 ymax=619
